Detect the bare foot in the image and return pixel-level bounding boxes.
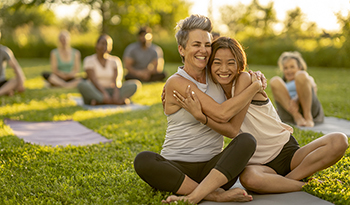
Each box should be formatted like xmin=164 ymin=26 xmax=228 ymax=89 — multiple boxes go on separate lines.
xmin=216 ymin=188 xmax=253 ymax=202
xmin=90 ymin=99 xmax=97 ymax=106
xmin=304 ymin=120 xmax=314 ymax=127
xmin=161 ymin=188 xmax=252 ymax=204
xmin=7 ymin=90 xmax=14 ymax=96
xmin=161 ymin=195 xmax=188 ymax=204
xmin=292 ymin=112 xmax=306 ymax=126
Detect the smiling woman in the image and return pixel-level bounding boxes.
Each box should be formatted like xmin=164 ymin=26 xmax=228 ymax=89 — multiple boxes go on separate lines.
xmin=133 ymin=14 xmax=266 ymax=204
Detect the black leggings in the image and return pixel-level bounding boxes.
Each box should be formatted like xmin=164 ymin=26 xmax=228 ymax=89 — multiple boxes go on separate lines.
xmin=134 ymin=133 xmax=256 ymax=193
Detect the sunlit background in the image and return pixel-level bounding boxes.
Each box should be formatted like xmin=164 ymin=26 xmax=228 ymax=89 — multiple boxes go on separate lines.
xmin=1 ymin=0 xmax=350 ymax=67
xmin=188 ymin=0 xmax=350 ymax=32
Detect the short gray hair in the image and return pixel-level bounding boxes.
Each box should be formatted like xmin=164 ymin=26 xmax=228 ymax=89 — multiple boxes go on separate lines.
xmin=175 ymin=14 xmax=212 ymax=48
xmin=278 ymin=51 xmax=307 ymax=71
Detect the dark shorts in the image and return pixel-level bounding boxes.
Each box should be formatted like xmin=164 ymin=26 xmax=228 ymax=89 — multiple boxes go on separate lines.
xmin=42 ymin=72 xmax=76 ymax=82
xmin=0 ymin=80 xmax=8 ymax=88
xmin=264 ymin=135 xmax=300 ymax=176
xmin=276 ymin=89 xmax=324 ymax=124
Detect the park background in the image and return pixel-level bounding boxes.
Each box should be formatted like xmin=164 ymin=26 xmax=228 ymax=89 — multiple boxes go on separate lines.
xmin=1 ymin=0 xmax=350 ymax=68
xmin=1 ymin=0 xmax=350 ymax=204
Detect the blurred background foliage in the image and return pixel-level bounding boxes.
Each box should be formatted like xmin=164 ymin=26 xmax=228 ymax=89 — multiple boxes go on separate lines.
xmin=0 ymin=0 xmax=349 ymax=68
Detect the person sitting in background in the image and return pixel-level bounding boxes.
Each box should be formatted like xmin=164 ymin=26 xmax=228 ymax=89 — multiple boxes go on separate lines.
xmin=42 ymin=30 xmax=81 ymax=88
xmin=212 ymin=31 xmax=220 ymax=41
xmin=123 ymin=27 xmax=166 ymax=82
xmin=0 ymin=31 xmax=26 ymax=96
xmin=270 ymin=51 xmax=324 ymax=127
xmin=78 ymin=34 xmax=141 ymax=105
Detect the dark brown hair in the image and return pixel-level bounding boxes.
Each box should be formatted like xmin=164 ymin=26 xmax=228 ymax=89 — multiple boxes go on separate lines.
xmin=208 ymin=37 xmax=247 ymax=82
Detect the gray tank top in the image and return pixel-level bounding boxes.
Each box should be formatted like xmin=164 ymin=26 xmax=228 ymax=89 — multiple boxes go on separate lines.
xmin=160 ymin=67 xmax=226 ymax=162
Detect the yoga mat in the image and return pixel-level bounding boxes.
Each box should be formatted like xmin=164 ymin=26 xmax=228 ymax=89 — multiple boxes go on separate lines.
xmin=71 ymin=96 xmax=149 ymax=112
xmin=296 ymin=117 xmax=350 ymax=137
xmin=200 ymin=179 xmax=333 ymax=205
xmin=4 ymin=119 xmax=112 ymax=147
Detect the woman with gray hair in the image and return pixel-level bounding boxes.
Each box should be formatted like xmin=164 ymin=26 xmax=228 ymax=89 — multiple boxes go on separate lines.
xmin=270 ymin=51 xmax=324 ymax=127
xmin=134 ymin=14 xmax=266 ymax=204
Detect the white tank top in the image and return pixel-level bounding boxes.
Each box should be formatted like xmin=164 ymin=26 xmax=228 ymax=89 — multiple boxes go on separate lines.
xmin=160 ymin=67 xmax=226 ymax=162
xmin=232 ymin=83 xmax=293 ymax=164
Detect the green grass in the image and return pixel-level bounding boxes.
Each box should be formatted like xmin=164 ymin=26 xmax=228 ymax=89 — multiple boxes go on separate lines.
xmin=0 ymin=59 xmax=349 ymax=204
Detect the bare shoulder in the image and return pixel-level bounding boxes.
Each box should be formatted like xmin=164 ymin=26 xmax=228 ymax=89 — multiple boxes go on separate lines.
xmin=165 ymin=74 xmax=196 ymax=91
xmin=236 ymin=72 xmax=252 ymax=87
xmin=3 ymin=46 xmax=14 ymax=57
xmin=74 ymin=48 xmax=81 ymax=56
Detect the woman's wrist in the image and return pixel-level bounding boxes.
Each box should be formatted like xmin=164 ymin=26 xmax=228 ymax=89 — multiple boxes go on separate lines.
xmin=198 ymin=113 xmax=208 ymax=125
xmin=252 ymin=80 xmax=262 ymax=93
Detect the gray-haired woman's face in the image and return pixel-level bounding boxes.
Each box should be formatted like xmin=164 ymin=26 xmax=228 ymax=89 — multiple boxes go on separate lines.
xmin=179 ymin=29 xmax=211 ymax=70
xmin=282 ymin=58 xmax=301 ymax=82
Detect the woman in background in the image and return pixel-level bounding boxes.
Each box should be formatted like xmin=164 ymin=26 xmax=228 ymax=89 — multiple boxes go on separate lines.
xmin=78 ymin=34 xmax=141 ymax=105
xmin=42 ymin=30 xmax=81 ymax=88
xmin=269 ymin=51 xmax=324 ymax=127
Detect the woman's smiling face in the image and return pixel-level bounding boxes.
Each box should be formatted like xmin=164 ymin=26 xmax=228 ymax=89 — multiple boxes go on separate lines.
xmin=211 ymin=48 xmax=238 ymax=86
xmin=179 ymin=29 xmax=212 ymax=70
xmin=282 ymin=58 xmax=301 ymax=82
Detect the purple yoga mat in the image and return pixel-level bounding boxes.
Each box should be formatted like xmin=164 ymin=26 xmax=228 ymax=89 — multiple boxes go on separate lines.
xmin=4 ymin=119 xmax=112 ymax=146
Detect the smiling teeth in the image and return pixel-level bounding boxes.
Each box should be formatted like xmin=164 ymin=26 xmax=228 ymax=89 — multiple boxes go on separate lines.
xmin=196 ymin=56 xmax=205 ymax=60
xmin=219 ymin=74 xmax=230 ymax=78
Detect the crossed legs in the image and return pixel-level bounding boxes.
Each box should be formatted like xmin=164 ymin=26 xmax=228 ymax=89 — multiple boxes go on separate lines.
xmin=0 ymin=78 xmax=25 ymax=96
xmin=163 ymin=169 xmax=251 ymax=204
xmin=47 ymin=74 xmax=81 ymax=88
xmin=134 ymin=133 xmax=256 ymax=204
xmin=240 ymin=132 xmax=348 ymax=194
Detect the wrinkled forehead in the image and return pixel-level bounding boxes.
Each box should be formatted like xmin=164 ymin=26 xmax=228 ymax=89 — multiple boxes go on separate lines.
xmin=187 ymin=29 xmax=211 ymax=44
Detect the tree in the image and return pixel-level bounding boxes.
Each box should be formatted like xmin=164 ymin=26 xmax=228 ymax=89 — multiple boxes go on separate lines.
xmin=220 ymin=0 xmax=277 ymax=37
xmin=0 ymin=1 xmax=56 ymax=37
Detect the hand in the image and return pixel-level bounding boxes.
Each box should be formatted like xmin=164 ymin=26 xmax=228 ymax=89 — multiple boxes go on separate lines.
xmin=173 ymin=85 xmax=206 ymax=123
xmin=137 ymin=70 xmax=151 ymax=81
xmin=250 ymin=72 xmax=263 ymax=92
xmin=288 ymin=97 xmax=299 ymax=114
xmin=248 ymin=70 xmax=267 ymax=90
xmin=102 ymin=92 xmax=112 ymax=104
xmin=249 ymin=70 xmax=267 ymax=98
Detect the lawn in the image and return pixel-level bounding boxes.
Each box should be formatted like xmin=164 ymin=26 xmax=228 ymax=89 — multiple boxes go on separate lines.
xmin=0 ymin=59 xmax=349 ymax=204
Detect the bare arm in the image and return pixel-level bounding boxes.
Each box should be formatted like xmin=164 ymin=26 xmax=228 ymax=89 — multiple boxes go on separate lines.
xmin=123 ymin=56 xmax=137 ymax=76
xmin=70 ymin=50 xmax=81 ymax=77
xmin=168 ymin=73 xmax=261 ymax=123
xmin=115 ymin=57 xmax=123 ymax=88
xmin=8 ymin=50 xmax=25 ymax=91
xmin=112 ymin=62 xmax=124 ymax=104
xmin=173 ymin=72 xmax=254 ymax=138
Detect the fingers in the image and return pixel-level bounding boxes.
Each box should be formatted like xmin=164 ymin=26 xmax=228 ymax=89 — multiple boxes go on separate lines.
xmin=186 ymin=85 xmax=192 ymax=99
xmin=260 ymin=73 xmax=267 ymax=89
xmin=260 ymin=91 xmax=268 ymax=98
xmin=173 ymin=90 xmax=185 ymax=103
xmin=250 ymin=72 xmax=258 ymax=83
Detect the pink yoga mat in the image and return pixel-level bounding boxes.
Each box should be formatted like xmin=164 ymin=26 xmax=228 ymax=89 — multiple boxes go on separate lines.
xmin=4 ymin=119 xmax=112 ymax=146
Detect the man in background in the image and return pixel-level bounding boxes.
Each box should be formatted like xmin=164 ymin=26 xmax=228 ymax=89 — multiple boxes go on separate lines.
xmin=123 ymin=27 xmax=166 ymax=82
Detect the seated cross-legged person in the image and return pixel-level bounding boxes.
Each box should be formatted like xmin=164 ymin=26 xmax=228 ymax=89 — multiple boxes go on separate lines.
xmin=78 ymin=34 xmax=141 ymax=105
xmin=0 ymin=32 xmax=26 ymax=96
xmin=42 ymin=30 xmax=81 ymax=88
